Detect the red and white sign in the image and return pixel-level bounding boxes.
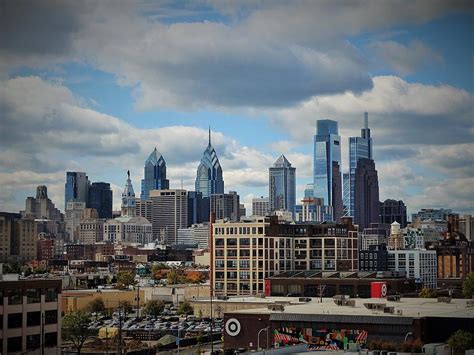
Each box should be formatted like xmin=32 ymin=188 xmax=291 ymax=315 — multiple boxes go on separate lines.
xmin=371 ymin=282 xmax=387 ymax=298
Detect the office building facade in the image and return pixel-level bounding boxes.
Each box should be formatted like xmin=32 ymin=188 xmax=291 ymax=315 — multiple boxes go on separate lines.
xmin=24 ymin=186 xmax=62 ymax=222
xmin=65 ymin=202 xmax=86 ymax=242
xmin=353 ymin=158 xmax=379 ymax=231
xmin=210 ymin=191 xmax=240 ymax=222
xmin=88 ymin=182 xmax=113 ymax=219
xmin=65 ymin=172 xmax=90 ymax=207
xmin=252 ymin=197 xmax=270 ymax=217
xmin=177 ymin=223 xmax=210 ymax=249
xmin=141 ymin=148 xmax=170 ymax=200
xmin=269 ymin=155 xmax=296 ymax=214
xmin=388 ymin=249 xmax=437 ymax=289
xmin=195 ymin=129 xmax=224 ymax=198
xmin=380 ymin=199 xmax=407 ymax=228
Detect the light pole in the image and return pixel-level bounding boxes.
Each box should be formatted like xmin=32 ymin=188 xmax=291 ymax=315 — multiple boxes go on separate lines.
xmin=257 ymin=326 xmax=269 ymax=354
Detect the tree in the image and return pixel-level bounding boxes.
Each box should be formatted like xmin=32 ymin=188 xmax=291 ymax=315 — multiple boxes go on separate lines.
xmin=118 ymin=300 xmax=134 ymax=317
xmin=116 ymin=270 xmax=136 ymax=288
xmin=177 ymin=301 xmax=193 ymax=315
xmin=166 ymin=270 xmax=186 ymax=285
xmin=87 ymin=298 xmax=106 ymax=319
xmin=462 ymin=272 xmax=474 ymax=298
xmin=448 ymin=330 xmax=474 ymax=355
xmin=62 ymin=311 xmax=94 ymax=355
xmin=418 ymin=287 xmax=434 ymax=298
xmin=143 ymin=300 xmax=165 ymax=318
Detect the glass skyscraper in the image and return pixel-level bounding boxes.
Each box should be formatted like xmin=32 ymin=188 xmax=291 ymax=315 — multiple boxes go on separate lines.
xmin=313 ymin=119 xmax=341 ymax=208
xmin=347 ymin=112 xmax=372 ymax=217
xmin=195 ymin=128 xmax=224 ymax=198
xmin=65 ymin=172 xmax=90 ymax=208
xmin=141 ymin=148 xmax=170 ymax=200
xmin=89 ymin=182 xmax=113 ymax=219
xmin=269 ymin=155 xmax=296 ymax=213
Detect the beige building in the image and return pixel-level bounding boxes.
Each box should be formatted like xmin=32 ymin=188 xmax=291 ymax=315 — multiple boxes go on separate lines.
xmin=78 ymin=218 xmax=105 ymax=244
xmin=0 ymin=213 xmax=37 ymax=263
xmin=0 ymin=276 xmax=62 ymax=355
xmin=388 ymin=221 xmax=404 ymax=250
xmin=103 ymin=216 xmax=152 ymax=245
xmin=65 ymin=201 xmax=86 ymax=242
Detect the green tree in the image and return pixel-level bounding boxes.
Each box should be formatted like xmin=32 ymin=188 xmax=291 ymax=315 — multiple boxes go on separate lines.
xmin=462 ymin=272 xmax=474 ymax=298
xmin=118 ymin=300 xmax=134 ymax=317
xmin=62 ymin=311 xmax=94 ymax=355
xmin=116 ymin=270 xmax=136 ymax=288
xmin=143 ymin=300 xmax=165 ymax=319
xmin=177 ymin=301 xmax=193 ymax=315
xmin=87 ymin=297 xmax=106 ymax=319
xmin=448 ymin=330 xmax=474 ymax=355
xmin=418 ymin=287 xmax=434 ymax=298
xmin=166 ymin=270 xmax=186 ymax=285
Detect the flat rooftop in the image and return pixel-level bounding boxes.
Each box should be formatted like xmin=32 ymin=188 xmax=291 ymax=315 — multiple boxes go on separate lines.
xmin=227 ymin=297 xmax=474 ymax=319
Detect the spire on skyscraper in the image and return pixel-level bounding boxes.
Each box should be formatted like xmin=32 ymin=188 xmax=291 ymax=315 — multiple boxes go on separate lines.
xmin=208 ymin=126 xmax=211 ymax=146
xmin=122 ymin=170 xmax=136 ymax=217
xmin=141 ymin=147 xmax=169 ymax=199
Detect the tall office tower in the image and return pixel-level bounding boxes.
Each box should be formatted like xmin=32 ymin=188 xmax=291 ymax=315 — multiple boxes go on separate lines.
xmin=332 ymin=161 xmax=343 ymax=221
xmin=304 ymin=183 xmax=314 ymax=198
xmin=252 ymin=197 xmax=270 ymax=217
xmin=149 ymin=189 xmax=188 ymax=245
xmin=269 ymin=155 xmax=296 ymax=213
xmin=135 ymin=198 xmax=152 ymax=221
xmin=380 ymin=199 xmax=407 ymax=228
xmin=348 ymin=112 xmax=373 ymax=218
xmin=195 ymin=128 xmax=224 ymax=198
xmin=88 ymin=182 xmax=113 ymax=219
xmin=24 ymin=185 xmax=62 ymax=221
xmin=121 ymin=170 xmax=136 ymax=217
xmin=353 ymin=158 xmax=379 ymax=231
xmin=0 ymin=213 xmax=37 ymax=263
xmin=239 ymin=204 xmax=246 ymax=218
xmin=342 ymin=173 xmax=350 ymax=217
xmin=210 ymin=191 xmax=240 ymax=221
xmin=313 ymin=119 xmax=341 ymax=210
xmin=187 ymin=191 xmax=208 ymax=226
xmin=65 ymin=172 xmax=90 ymax=207
xmin=459 ymin=214 xmax=473 ymax=241
xmin=65 ymin=201 xmax=86 ymax=241
xmin=141 ymin=148 xmax=170 ymax=200
xmin=294 ymin=197 xmax=332 ymax=222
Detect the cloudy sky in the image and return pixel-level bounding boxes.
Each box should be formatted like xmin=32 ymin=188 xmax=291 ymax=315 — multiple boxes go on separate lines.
xmin=1 ymin=0 xmax=473 ymax=216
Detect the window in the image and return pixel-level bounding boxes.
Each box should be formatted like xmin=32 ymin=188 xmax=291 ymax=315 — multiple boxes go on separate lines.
xmin=27 ymin=334 xmax=41 ymax=351
xmin=27 ymin=288 xmax=41 ymax=303
xmin=8 ymin=313 xmax=22 ymax=328
xmin=8 ymin=336 xmax=22 ymax=353
xmin=44 ymin=332 xmax=58 ymax=348
xmin=240 ymin=238 xmax=250 ymax=246
xmin=45 ymin=310 xmax=58 ymax=325
xmin=8 ymin=289 xmax=22 ymax=305
xmin=27 ymin=311 xmax=41 ymax=327
xmin=45 ymin=288 xmax=58 ymax=302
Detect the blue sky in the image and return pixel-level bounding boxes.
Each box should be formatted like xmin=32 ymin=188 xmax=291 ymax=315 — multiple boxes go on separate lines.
xmin=0 ymin=1 xmax=473 ymax=216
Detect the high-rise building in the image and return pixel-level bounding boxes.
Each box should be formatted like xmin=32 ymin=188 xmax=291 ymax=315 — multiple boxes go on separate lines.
xmin=187 ymin=191 xmax=208 ymax=226
xmin=135 ymin=198 xmax=153 ymax=222
xmin=294 ymin=197 xmax=332 ymax=222
xmin=65 ymin=201 xmax=86 ymax=242
xmin=177 ymin=223 xmax=210 ymax=249
xmin=211 ymin=191 xmax=241 ymax=221
xmin=304 ymin=183 xmax=314 ymax=198
xmin=65 ymin=171 xmax=90 ymax=207
xmin=353 ymin=158 xmax=379 ymax=231
xmin=332 ymin=161 xmax=343 ymax=221
xmin=195 ymin=128 xmax=224 ymax=198
xmin=121 ymin=170 xmax=136 ymax=217
xmin=347 ymin=113 xmax=373 ymax=217
xmin=239 ymin=204 xmax=246 ymax=218
xmin=0 ymin=213 xmax=37 ymax=263
xmin=411 ymin=208 xmax=452 ymax=223
xmin=380 ymin=199 xmax=407 ymax=228
xmin=24 ymin=185 xmax=62 ymax=222
xmin=79 ymin=217 xmax=105 ymax=244
xmin=313 ymin=119 xmax=342 ymax=215
xmin=88 ymin=182 xmax=113 ymax=219
xmin=252 ymin=197 xmax=270 ymax=217
xmin=149 ymin=189 xmax=188 ymax=245
xmin=141 ymin=148 xmax=170 ymax=200
xmin=342 ymin=173 xmax=350 ymax=217
xmin=269 ymin=155 xmax=296 ymax=213
xmin=459 ymin=214 xmax=473 ymax=241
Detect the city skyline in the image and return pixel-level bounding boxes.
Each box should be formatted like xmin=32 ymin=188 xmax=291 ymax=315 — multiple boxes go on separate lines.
xmin=0 ymin=1 xmax=472 ymax=216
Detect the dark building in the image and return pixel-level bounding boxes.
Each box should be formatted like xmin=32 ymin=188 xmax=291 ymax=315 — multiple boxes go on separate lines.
xmin=380 ymin=199 xmax=407 ymax=228
xmin=211 ymin=191 xmax=240 ymax=221
xmin=332 ymin=161 xmax=343 ymax=221
xmin=88 ymin=182 xmax=113 ymax=219
xmin=354 ymin=158 xmax=379 ymax=231
xmin=436 ymin=235 xmax=474 ymax=288
xmin=65 ymin=171 xmax=90 ymax=207
xmin=187 ymin=191 xmax=209 ymax=226
xmin=141 ymin=148 xmax=170 ymax=200
xmin=359 ymin=244 xmax=388 ymax=272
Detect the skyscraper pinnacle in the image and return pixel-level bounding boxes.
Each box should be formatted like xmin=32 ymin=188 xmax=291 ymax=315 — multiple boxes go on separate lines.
xmin=209 ymin=126 xmax=211 ymax=146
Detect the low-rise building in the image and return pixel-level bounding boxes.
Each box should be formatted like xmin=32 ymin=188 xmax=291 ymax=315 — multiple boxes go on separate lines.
xmin=388 ymin=249 xmax=437 ymax=289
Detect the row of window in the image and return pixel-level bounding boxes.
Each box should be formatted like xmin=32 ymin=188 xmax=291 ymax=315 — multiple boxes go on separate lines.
xmin=5 ymin=332 xmax=57 ymax=353
xmin=214 ymin=226 xmax=265 ymax=235
xmin=2 ymin=288 xmax=58 ymax=305
xmin=3 ymin=310 xmax=58 ymax=329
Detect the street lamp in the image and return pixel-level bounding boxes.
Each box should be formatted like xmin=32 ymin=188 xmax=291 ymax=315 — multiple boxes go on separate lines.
xmin=257 ymin=326 xmax=269 ymax=354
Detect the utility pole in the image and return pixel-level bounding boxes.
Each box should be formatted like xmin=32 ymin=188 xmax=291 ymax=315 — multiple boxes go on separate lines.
xmin=118 ymin=307 xmax=123 ymax=355
xmin=41 ymin=311 xmax=45 ymax=355
xmin=135 ymin=284 xmax=140 ymax=318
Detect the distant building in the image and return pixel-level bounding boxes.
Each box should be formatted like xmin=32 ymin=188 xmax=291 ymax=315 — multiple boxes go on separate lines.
xmin=359 ymin=244 xmax=388 ymax=272
xmin=88 ymin=182 xmax=113 ymax=219
xmin=411 ymin=208 xmax=452 ymax=223
xmin=353 ymin=158 xmax=379 ymax=231
xmin=252 ymin=197 xmax=270 ymax=217
xmin=177 ymin=223 xmax=210 ymax=249
xmin=313 ymin=119 xmax=342 ymax=217
xmin=388 ymin=249 xmax=437 ymax=289
xmin=239 ymin=204 xmax=246 ymax=218
xmin=141 ymin=147 xmax=170 ymax=200
xmin=65 ymin=201 xmax=86 ymax=242
xmin=436 ymin=237 xmax=473 ymax=284
xmin=65 ymin=171 xmax=90 ymax=207
xmin=135 ymin=198 xmax=152 ymax=222
xmin=380 ymin=199 xmax=407 ymax=228
xmin=269 ymin=155 xmax=296 ymax=214
xmin=403 ymin=227 xmax=425 ymax=249
xmin=0 ymin=213 xmax=37 ymax=263
xmin=149 ymin=189 xmax=188 ymax=245
xmin=195 ymin=128 xmax=224 ymax=198
xmin=37 ymin=237 xmax=55 ymax=261
xmin=294 ymin=197 xmax=332 ymax=222
xmin=388 ymin=221 xmax=404 ymax=250
xmin=24 ymin=185 xmax=62 ymax=222
xmin=459 ymin=214 xmax=473 ymax=241
xmin=210 ymin=191 xmax=240 ymax=222
xmin=78 ymin=218 xmax=105 ymax=244
xmin=360 ymin=223 xmax=389 ymax=251
xmin=187 ymin=191 xmax=207 ymax=226
xmin=121 ymin=170 xmax=136 ymax=217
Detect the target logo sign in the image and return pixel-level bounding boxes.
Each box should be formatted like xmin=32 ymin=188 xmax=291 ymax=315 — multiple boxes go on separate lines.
xmin=381 ymin=284 xmax=387 ymax=297
xmin=225 ymin=318 xmax=241 ymax=337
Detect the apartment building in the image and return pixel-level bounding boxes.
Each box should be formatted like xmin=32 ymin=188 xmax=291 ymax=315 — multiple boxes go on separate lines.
xmin=388 ymin=249 xmax=437 ymax=289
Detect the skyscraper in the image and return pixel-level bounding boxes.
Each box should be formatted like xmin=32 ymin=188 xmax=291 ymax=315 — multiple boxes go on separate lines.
xmin=380 ymin=199 xmax=407 ymax=228
xmin=269 ymin=155 xmax=296 ymax=213
xmin=210 ymin=191 xmax=240 ymax=221
xmin=195 ymin=128 xmax=224 ymax=198
xmin=348 ymin=112 xmax=373 ymax=217
xmin=313 ymin=119 xmax=341 ymax=210
xmin=252 ymin=197 xmax=270 ymax=217
xmin=88 ymin=182 xmax=113 ymax=219
xmin=121 ymin=170 xmax=136 ymax=217
xmin=354 ymin=158 xmax=379 ymax=230
xmin=141 ymin=148 xmax=170 ymax=199
xmin=65 ymin=172 xmax=90 ymax=207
